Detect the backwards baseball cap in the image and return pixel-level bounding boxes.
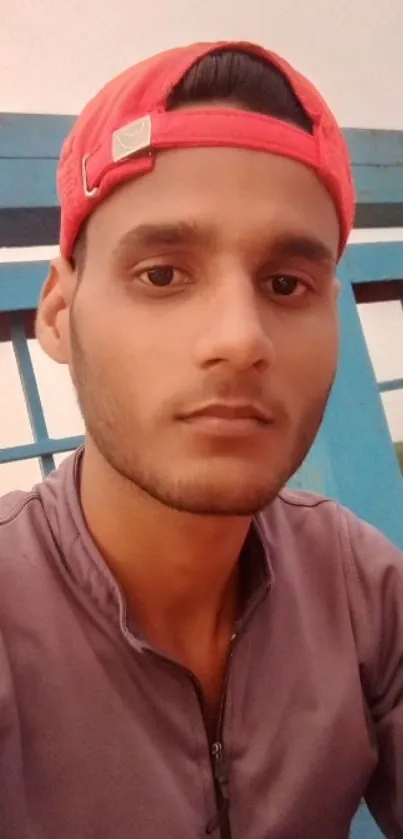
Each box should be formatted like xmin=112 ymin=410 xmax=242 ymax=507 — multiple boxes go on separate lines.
xmin=58 ymin=40 xmax=355 ymax=260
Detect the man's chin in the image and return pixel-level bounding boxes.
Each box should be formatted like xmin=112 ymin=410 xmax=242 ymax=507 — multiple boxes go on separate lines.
xmin=94 ymin=436 xmax=292 ymax=515
xmin=144 ymin=474 xmax=282 ymax=517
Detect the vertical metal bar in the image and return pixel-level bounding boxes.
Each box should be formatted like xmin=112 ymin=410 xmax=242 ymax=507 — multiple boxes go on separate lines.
xmin=10 ymin=311 xmax=55 ymax=476
xmin=324 ymin=276 xmax=403 ymax=549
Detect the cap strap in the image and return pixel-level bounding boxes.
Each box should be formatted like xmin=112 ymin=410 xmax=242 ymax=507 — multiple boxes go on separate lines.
xmin=84 ymin=108 xmax=320 ymax=195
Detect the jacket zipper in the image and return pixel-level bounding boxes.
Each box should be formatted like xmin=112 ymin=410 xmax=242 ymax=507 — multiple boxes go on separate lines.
xmin=205 ymin=638 xmax=235 ymax=839
xmin=145 ymin=638 xmax=236 ymax=838
xmin=208 ymin=740 xmax=231 ymax=838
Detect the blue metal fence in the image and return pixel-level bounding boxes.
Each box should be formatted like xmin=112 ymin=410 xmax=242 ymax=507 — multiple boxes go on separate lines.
xmin=0 ymin=309 xmax=82 ymax=475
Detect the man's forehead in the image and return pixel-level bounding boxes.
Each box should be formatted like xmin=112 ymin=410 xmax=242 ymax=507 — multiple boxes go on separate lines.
xmin=85 ymin=146 xmax=340 ymax=261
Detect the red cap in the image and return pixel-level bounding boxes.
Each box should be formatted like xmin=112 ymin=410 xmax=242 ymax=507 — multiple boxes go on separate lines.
xmin=58 ymin=41 xmax=355 ymax=260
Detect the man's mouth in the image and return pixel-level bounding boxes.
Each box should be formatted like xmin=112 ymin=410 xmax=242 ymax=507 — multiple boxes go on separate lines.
xmin=179 ymin=401 xmax=273 ymax=437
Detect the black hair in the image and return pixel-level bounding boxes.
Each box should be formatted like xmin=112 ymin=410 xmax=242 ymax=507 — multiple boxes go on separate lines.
xmin=71 ymin=49 xmax=312 ymax=271
xmin=167 ymin=49 xmax=313 ymax=132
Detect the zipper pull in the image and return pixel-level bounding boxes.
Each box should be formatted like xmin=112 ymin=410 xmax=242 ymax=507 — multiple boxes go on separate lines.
xmin=206 ymin=743 xmax=231 ymax=835
xmin=211 ymin=741 xmax=229 ymax=800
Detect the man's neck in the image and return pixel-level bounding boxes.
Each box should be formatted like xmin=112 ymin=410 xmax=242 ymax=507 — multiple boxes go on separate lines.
xmin=79 ymin=443 xmax=252 ymax=658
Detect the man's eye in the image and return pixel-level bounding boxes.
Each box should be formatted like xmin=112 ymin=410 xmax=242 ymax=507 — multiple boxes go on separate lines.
xmin=269 ymin=275 xmax=304 ymax=296
xmin=137 ymin=266 xmax=179 ymax=287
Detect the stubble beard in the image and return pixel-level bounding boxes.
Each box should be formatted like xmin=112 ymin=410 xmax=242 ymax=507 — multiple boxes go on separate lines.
xmin=70 ymin=320 xmax=332 ymax=517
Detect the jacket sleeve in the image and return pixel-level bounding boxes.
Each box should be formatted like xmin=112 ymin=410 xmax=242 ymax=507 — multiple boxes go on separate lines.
xmin=0 ymin=630 xmax=30 ymax=836
xmin=341 ymin=507 xmax=403 ymax=838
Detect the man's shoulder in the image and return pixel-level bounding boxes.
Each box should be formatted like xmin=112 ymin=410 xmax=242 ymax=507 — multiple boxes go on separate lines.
xmin=0 ymin=454 xmax=77 ymax=561
xmin=262 ymin=485 xmax=344 ymax=532
xmin=0 ymin=469 xmax=80 ymax=637
xmin=0 ymin=488 xmax=54 ymax=630
xmin=261 ymin=486 xmax=403 ymax=579
xmin=277 ymin=486 xmax=338 ymax=511
xmin=0 ymin=485 xmax=45 ymax=529
xmin=0 ymin=487 xmax=38 ymax=518
xmin=0 ymin=487 xmax=49 ymax=570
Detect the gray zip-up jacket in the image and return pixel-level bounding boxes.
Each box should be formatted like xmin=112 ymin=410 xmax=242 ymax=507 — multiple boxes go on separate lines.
xmin=0 ymin=450 xmax=403 ymax=839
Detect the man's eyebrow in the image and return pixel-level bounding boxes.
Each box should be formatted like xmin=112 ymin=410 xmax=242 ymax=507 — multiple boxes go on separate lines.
xmin=112 ymin=224 xmax=337 ymax=267
xmin=269 ymin=234 xmax=337 ymax=266
xmin=112 ymin=222 xmax=215 ymax=257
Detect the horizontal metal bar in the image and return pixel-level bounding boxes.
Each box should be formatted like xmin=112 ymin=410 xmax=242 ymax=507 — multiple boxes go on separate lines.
xmin=1 ymin=201 xmax=402 ymax=245
xmin=343 ymin=128 xmax=403 ymax=167
xmin=354 ymin=203 xmax=403 ymax=229
xmin=1 ymin=242 xmax=401 ymax=318
xmin=0 ymin=436 xmax=84 ymax=464
xmin=378 ymin=378 xmax=403 ymax=393
xmin=0 ymin=206 xmax=60 ymax=248
xmin=1 ymin=118 xmax=401 ymax=164
xmin=0 ymin=311 xmax=36 ymax=343
xmin=0 ymin=122 xmax=402 ymax=210
xmin=354 ymin=280 xmax=403 ymax=304
xmin=340 ymin=241 xmax=403 ymax=284
xmin=0 ymin=159 xmax=58 ymax=208
xmin=0 ymin=261 xmax=47 ymax=312
xmin=0 ymin=118 xmax=401 ymax=167
xmin=353 ymin=165 xmax=403 ymax=206
xmin=0 ymin=113 xmax=75 ymax=158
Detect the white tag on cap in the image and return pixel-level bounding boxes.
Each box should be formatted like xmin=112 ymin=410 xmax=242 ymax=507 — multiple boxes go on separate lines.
xmin=111 ymin=115 xmax=152 ymax=163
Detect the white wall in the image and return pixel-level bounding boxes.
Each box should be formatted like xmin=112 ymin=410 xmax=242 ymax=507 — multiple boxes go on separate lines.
xmin=1 ymin=0 xmax=403 ymax=493
xmin=1 ymin=0 xmax=403 ymax=128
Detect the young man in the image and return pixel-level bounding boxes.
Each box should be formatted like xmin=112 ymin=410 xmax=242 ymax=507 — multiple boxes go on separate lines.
xmin=0 ymin=40 xmax=402 ymax=839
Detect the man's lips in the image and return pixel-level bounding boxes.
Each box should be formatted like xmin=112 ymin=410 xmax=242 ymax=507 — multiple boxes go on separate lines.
xmin=181 ymin=402 xmax=273 ymax=423
xmin=178 ymin=402 xmax=274 ymax=435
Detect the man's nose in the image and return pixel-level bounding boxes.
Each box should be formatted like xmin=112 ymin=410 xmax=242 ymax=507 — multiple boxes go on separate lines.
xmin=193 ymin=270 xmax=275 ymax=373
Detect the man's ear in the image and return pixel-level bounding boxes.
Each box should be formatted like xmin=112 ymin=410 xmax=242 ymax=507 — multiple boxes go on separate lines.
xmin=35 ymin=257 xmax=77 ymax=364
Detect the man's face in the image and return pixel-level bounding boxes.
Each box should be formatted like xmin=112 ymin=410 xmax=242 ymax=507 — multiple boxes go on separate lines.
xmin=55 ymin=145 xmax=340 ymax=515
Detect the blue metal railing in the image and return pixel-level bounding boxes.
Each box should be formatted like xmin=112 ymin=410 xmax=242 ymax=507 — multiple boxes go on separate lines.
xmin=0 ymin=309 xmax=83 ymax=475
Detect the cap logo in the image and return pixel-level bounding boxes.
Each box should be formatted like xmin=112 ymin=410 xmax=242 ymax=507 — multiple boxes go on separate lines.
xmin=111 ymin=115 xmax=152 ymax=163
